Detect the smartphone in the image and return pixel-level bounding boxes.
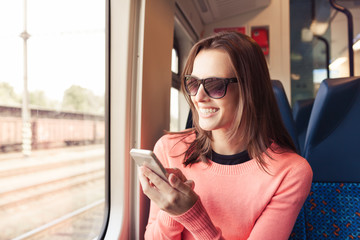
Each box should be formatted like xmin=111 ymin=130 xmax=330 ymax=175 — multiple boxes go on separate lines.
xmin=130 ymin=148 xmax=168 ymax=182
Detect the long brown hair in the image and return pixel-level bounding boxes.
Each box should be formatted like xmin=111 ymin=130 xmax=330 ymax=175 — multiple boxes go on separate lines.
xmin=179 ymin=31 xmax=296 ymax=170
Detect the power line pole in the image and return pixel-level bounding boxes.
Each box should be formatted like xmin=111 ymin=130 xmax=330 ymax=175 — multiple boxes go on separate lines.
xmin=20 ymin=0 xmax=32 ymax=157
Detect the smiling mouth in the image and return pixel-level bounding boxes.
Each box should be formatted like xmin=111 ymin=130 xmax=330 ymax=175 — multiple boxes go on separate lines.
xmin=199 ymin=108 xmax=219 ymax=114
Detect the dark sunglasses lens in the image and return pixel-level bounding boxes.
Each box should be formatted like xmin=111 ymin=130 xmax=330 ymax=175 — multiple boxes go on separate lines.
xmin=204 ymin=78 xmax=226 ymax=98
xmin=185 ymin=77 xmax=199 ymax=96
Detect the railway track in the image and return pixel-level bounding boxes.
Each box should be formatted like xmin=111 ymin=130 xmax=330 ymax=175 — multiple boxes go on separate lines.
xmin=0 ymin=145 xmax=104 ymax=178
xmin=0 ymin=145 xmax=106 ymax=240
xmin=12 ymin=200 xmax=105 ymax=240
xmin=0 ymin=168 xmax=104 ymax=209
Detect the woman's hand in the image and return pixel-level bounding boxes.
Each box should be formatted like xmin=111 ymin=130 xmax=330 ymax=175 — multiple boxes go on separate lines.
xmin=138 ymin=166 xmax=198 ymax=216
xmin=166 ymin=168 xmax=195 ymax=190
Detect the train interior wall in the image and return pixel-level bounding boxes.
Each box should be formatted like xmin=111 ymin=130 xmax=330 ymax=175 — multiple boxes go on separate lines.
xmin=136 ymin=0 xmax=175 ymax=238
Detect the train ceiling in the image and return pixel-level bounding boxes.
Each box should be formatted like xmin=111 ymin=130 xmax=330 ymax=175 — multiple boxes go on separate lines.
xmin=193 ymin=0 xmax=271 ymax=24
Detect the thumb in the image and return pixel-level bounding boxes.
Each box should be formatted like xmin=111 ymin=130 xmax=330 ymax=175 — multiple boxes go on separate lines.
xmin=169 ymin=173 xmax=180 ymax=186
xmin=169 ymin=173 xmax=193 ymax=195
xmin=185 ymin=180 xmax=195 ymax=190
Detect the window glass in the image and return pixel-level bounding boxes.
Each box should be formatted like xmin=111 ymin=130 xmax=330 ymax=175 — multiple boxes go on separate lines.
xmin=0 ymin=0 xmax=106 ymax=239
xmin=290 ymin=0 xmax=360 ymax=105
xmin=170 ymin=47 xmax=180 ymax=131
xmin=171 ymin=48 xmax=179 ymax=74
xmin=170 ymin=87 xmax=179 ymax=131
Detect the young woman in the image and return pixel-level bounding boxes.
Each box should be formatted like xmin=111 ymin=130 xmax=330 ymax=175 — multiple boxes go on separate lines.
xmin=138 ymin=32 xmax=313 ymax=240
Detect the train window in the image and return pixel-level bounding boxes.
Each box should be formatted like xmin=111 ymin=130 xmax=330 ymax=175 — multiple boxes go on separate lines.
xmin=170 ymin=47 xmax=180 ymax=131
xmin=170 ymin=87 xmax=180 ymax=131
xmin=171 ymin=48 xmax=179 ymax=74
xmin=290 ymin=0 xmax=360 ymax=105
xmin=0 ymin=0 xmax=106 ymax=239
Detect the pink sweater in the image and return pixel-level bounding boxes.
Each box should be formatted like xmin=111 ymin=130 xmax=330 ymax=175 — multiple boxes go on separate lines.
xmin=145 ymin=133 xmax=313 ymax=240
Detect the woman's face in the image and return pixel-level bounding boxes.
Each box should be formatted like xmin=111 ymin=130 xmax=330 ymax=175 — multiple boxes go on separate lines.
xmin=190 ymin=49 xmax=240 ymax=133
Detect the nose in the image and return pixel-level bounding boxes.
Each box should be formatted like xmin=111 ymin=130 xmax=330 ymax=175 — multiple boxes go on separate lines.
xmin=194 ymin=84 xmax=209 ymax=102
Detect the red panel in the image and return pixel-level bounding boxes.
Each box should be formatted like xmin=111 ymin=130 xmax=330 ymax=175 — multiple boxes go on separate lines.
xmin=251 ymin=28 xmax=269 ymax=55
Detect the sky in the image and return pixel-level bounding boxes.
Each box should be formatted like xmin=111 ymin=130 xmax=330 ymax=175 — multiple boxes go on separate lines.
xmin=0 ymin=0 xmax=105 ymax=101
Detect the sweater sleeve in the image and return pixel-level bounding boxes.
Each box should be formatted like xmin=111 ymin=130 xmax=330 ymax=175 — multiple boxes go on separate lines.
xmin=144 ymin=202 xmax=184 ymax=240
xmin=247 ymin=161 xmax=313 ymax=240
xmin=171 ymin=198 xmax=224 ymax=240
xmin=144 ymin=137 xmax=184 ymax=240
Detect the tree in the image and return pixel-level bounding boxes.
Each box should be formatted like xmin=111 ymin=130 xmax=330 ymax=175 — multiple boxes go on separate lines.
xmin=0 ymin=82 xmax=21 ymax=106
xmin=29 ymin=90 xmax=60 ymax=109
xmin=62 ymin=85 xmax=104 ymax=114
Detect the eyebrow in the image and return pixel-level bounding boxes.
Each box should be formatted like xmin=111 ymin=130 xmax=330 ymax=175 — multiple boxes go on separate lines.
xmin=187 ymin=75 xmax=237 ymax=79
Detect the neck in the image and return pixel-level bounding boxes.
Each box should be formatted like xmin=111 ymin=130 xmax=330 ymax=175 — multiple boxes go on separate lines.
xmin=211 ymin=129 xmax=247 ymax=155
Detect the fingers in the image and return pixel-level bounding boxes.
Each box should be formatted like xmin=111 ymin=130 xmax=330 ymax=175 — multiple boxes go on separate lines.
xmin=137 ymin=167 xmax=158 ymax=196
xmin=140 ymin=166 xmax=195 ymax=193
xmin=165 ymin=168 xmax=195 ymax=189
xmin=166 ymin=168 xmax=187 ymax=182
xmin=168 ymin=173 xmax=198 ymax=214
xmin=169 ymin=173 xmax=196 ymax=196
xmin=185 ymin=179 xmax=195 ymax=190
xmin=139 ymin=166 xmax=194 ymax=196
xmin=139 ymin=166 xmax=171 ymax=192
xmin=139 ymin=166 xmax=198 ymax=216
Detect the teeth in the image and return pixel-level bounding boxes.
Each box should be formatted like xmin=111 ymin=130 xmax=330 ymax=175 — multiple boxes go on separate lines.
xmin=200 ymin=108 xmax=217 ymax=114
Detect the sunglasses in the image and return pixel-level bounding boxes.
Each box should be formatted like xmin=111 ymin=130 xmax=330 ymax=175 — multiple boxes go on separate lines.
xmin=184 ymin=75 xmax=238 ymax=99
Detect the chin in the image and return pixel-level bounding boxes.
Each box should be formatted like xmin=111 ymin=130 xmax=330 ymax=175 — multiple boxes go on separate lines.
xmin=198 ymin=121 xmax=217 ymax=131
xmin=199 ymin=126 xmax=213 ymax=131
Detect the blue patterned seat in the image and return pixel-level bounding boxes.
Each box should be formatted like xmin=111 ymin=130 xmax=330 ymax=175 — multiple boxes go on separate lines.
xmin=289 ymin=76 xmax=360 ymax=240
xmin=289 ymin=207 xmax=306 ymax=240
xmin=304 ymin=182 xmax=360 ymax=239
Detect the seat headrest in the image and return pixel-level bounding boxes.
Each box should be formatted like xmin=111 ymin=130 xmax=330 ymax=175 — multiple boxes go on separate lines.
xmin=271 ymin=80 xmax=300 ymax=152
xmin=303 ymin=76 xmax=360 ymax=182
xmin=292 ymin=98 xmax=314 ymax=134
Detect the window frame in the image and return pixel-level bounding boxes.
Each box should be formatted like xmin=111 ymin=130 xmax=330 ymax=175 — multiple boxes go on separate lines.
xmin=103 ymin=0 xmax=142 ymax=239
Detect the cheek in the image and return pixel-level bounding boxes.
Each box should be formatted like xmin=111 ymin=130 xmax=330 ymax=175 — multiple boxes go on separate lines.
xmin=222 ymin=90 xmax=240 ymax=120
xmin=226 ymin=88 xmax=240 ymax=109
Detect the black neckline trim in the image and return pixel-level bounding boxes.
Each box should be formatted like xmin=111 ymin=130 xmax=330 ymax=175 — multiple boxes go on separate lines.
xmin=210 ymin=150 xmax=251 ymax=165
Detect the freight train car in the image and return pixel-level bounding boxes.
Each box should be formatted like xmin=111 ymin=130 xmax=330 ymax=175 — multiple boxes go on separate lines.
xmin=0 ymin=105 xmax=105 ymax=152
xmin=0 ymin=116 xmax=22 ymax=152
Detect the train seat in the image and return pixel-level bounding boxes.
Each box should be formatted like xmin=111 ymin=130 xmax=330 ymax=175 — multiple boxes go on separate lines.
xmin=185 ymin=109 xmax=193 ymax=129
xmin=290 ymin=76 xmax=360 ymax=240
xmin=304 ymin=76 xmax=360 ymax=182
xmin=292 ymin=98 xmax=314 ymax=155
xmin=271 ymin=80 xmax=300 ymax=152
